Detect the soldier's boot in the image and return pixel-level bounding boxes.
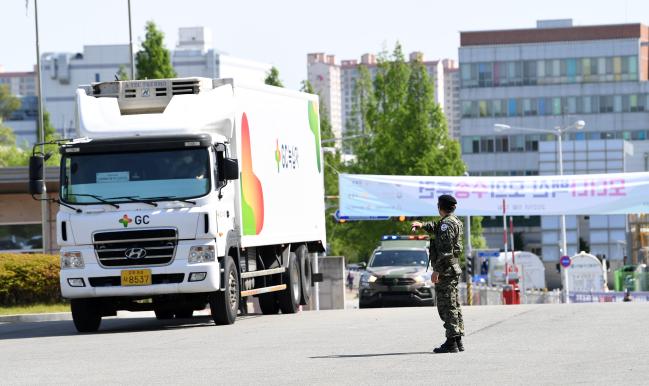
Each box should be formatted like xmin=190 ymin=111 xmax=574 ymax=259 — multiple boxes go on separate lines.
xmin=455 ymin=337 xmax=464 ymax=352
xmin=433 ymin=338 xmax=459 ymax=354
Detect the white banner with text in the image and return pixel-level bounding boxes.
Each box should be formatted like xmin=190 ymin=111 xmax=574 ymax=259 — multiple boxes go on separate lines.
xmin=339 ymin=172 xmax=649 ymax=216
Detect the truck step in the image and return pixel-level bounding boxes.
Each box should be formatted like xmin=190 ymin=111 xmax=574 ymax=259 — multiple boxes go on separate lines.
xmin=240 ymin=267 xmax=286 ymax=279
xmin=240 ymin=284 xmax=287 ymax=298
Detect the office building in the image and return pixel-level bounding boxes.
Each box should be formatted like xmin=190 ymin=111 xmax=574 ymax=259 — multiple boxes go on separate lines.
xmin=459 ymin=20 xmax=649 ymax=280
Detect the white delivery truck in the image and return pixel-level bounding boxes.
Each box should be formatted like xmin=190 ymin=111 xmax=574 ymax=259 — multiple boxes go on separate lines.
xmin=28 ymin=78 xmax=326 ymax=332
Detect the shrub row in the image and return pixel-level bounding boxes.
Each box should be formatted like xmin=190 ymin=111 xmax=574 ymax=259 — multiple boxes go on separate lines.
xmin=0 ymin=253 xmax=61 ymax=306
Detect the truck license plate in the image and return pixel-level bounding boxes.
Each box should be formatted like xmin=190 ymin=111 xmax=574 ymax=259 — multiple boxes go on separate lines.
xmin=121 ymin=269 xmax=152 ymax=286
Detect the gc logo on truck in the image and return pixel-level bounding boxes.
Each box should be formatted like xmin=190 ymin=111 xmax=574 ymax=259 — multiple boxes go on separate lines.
xmin=118 ymin=214 xmax=150 ymax=228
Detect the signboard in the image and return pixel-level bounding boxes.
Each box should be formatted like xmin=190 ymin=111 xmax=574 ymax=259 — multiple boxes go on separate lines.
xmin=567 ymin=252 xmax=606 ymax=292
xmin=560 ymin=256 xmax=571 ymax=268
xmin=339 ymin=172 xmax=649 ymax=216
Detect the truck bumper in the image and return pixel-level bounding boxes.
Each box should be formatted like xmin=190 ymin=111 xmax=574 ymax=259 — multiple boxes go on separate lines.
xmin=60 ymin=242 xmax=221 ymax=299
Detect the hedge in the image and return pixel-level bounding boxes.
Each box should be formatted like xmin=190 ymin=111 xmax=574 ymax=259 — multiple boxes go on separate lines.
xmin=0 ymin=253 xmax=61 ymax=306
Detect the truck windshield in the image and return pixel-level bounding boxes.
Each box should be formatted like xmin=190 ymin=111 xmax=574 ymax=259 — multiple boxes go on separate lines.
xmin=61 ymin=148 xmax=211 ymax=204
xmin=369 ymin=250 xmax=428 ymax=267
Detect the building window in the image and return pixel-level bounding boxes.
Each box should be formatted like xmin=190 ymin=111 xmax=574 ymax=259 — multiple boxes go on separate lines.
xmin=480 ymin=137 xmax=494 ymax=153
xmin=0 ymin=224 xmax=42 ymax=252
xmin=495 ymin=136 xmax=509 ymax=152
xmin=95 ymin=73 xmax=100 ymax=82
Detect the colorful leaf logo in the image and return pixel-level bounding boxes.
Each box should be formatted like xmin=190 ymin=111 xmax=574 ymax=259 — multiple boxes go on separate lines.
xmin=275 ymin=139 xmax=281 ymax=173
xmin=240 ymin=113 xmax=264 ymax=235
xmin=119 ymin=215 xmax=132 ymax=228
xmin=308 ymin=101 xmax=322 ymax=173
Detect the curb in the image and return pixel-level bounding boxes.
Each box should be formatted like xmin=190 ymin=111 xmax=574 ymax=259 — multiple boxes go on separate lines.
xmin=0 ymin=312 xmax=72 ymax=323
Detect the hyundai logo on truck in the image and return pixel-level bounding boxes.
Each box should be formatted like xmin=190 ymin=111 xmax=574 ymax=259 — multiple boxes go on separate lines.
xmin=125 ymin=248 xmax=147 ymax=259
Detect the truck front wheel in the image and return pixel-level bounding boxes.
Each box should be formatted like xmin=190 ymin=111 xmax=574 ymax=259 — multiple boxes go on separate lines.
xmin=209 ymin=255 xmax=239 ymax=325
xmin=278 ymin=252 xmax=301 ymax=314
xmin=71 ymin=298 xmax=102 ymax=333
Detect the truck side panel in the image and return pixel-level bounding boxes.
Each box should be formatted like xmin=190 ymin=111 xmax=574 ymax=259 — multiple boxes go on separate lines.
xmin=231 ymin=85 xmax=326 ymax=249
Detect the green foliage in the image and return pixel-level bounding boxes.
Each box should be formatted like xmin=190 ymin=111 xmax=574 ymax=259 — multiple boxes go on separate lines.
xmin=264 ymin=66 xmax=284 ymax=87
xmin=40 ymin=111 xmax=61 ymax=166
xmin=0 ymin=254 xmax=61 ymax=306
xmin=471 ymin=216 xmax=487 ymax=250
xmin=0 ymin=84 xmax=20 ymax=119
xmin=300 ymin=80 xmax=314 ymax=94
xmin=0 ymin=125 xmax=28 ymax=167
xmin=117 ymin=65 xmax=130 ymax=81
xmin=328 ymin=43 xmax=470 ymax=262
xmin=135 ymin=21 xmax=176 ymax=80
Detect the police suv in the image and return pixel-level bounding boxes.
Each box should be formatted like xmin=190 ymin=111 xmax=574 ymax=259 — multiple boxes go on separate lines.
xmin=358 ymin=235 xmax=434 ymax=308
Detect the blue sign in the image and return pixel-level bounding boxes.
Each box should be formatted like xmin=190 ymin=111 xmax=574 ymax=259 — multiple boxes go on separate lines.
xmin=477 ymin=250 xmax=500 ymax=258
xmin=333 ymin=210 xmax=390 ymax=222
xmin=560 ymin=255 xmax=571 ymax=268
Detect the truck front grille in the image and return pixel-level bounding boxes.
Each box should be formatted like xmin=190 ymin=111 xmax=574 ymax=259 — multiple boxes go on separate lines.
xmin=93 ymin=228 xmax=177 ymax=267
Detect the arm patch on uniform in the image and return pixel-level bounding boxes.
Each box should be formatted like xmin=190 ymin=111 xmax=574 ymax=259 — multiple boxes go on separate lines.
xmin=440 ymin=223 xmax=448 ymax=232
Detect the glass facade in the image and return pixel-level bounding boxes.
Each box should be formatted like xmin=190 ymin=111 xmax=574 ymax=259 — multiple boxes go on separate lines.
xmin=461 ymin=93 xmax=649 ymax=118
xmin=461 ymin=130 xmax=647 ymax=154
xmin=461 ymin=56 xmax=638 ymax=87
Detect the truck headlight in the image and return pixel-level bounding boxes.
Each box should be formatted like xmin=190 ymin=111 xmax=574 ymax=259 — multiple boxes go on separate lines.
xmin=61 ymin=251 xmax=84 ymax=269
xmin=189 ymin=245 xmax=215 ymax=263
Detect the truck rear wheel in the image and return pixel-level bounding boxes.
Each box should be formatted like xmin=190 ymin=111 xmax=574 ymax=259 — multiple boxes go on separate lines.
xmin=71 ymin=299 xmax=102 ymax=333
xmin=278 ymin=252 xmax=300 ymax=314
xmin=258 ymin=293 xmax=280 ymax=314
xmin=296 ymin=245 xmax=312 ymax=305
xmin=209 ymin=255 xmax=239 ymax=325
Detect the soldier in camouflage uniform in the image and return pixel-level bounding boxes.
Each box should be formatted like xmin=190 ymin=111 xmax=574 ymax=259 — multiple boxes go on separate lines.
xmin=411 ymin=194 xmax=464 ymax=353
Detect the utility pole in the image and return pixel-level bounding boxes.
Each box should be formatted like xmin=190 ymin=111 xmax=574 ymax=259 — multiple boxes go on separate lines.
xmin=34 ymin=0 xmax=50 ymax=254
xmin=128 ymin=0 xmax=135 ymax=79
xmin=464 ymin=172 xmax=473 ymax=305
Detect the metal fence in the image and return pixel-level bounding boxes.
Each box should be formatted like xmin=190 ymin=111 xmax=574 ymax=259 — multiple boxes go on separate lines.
xmin=458 ymin=283 xmax=562 ymax=305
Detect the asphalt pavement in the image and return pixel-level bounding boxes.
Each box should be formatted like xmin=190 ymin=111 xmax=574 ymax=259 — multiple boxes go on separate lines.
xmin=1 ymin=303 xmax=648 ymax=385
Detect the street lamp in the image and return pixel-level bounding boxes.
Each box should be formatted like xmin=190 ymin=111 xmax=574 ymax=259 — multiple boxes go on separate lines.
xmin=494 ymin=120 xmax=586 ymax=302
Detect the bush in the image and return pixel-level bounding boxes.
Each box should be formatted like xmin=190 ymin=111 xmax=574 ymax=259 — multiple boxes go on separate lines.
xmin=0 ymin=253 xmax=61 ymax=306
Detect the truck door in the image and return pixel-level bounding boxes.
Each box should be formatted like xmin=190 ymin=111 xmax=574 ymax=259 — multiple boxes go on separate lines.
xmin=214 ymin=144 xmax=236 ymax=257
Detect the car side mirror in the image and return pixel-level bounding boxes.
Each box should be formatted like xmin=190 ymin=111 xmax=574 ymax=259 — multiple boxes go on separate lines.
xmin=223 ymin=158 xmax=239 ymax=180
xmin=358 ymin=262 xmax=367 ymax=270
xmin=29 ymin=155 xmax=45 ymax=195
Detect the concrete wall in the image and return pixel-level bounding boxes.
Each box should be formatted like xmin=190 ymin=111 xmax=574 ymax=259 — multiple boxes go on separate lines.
xmin=309 ymin=256 xmax=345 ymax=310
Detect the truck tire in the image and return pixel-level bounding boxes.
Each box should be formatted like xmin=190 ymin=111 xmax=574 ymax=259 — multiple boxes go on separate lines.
xmin=209 ymin=255 xmax=239 ymax=325
xmin=296 ymin=245 xmax=312 ymax=306
xmin=258 ymin=293 xmax=280 ymax=314
xmin=278 ymin=252 xmax=300 ymax=314
xmin=71 ymin=299 xmax=102 ymax=333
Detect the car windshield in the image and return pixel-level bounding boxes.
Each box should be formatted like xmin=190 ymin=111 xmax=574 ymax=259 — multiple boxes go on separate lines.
xmin=369 ymin=250 xmax=428 ymax=267
xmin=61 ymin=148 xmax=210 ymax=204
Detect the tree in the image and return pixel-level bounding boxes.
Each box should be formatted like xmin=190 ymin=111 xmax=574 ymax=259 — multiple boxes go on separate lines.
xmin=116 ymin=65 xmax=130 ymax=81
xmin=0 ymin=84 xmax=20 ymax=120
xmin=264 ymin=67 xmax=283 ymax=87
xmin=0 ymin=124 xmax=28 ymax=167
xmin=135 ymin=21 xmax=176 ymax=80
xmin=330 ymin=43 xmax=471 ymax=262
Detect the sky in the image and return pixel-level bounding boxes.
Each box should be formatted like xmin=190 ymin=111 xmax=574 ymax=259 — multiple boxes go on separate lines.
xmin=1 ymin=0 xmax=649 ymax=89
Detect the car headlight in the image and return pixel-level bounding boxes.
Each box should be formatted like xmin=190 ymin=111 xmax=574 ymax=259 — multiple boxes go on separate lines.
xmin=415 ymin=275 xmax=425 ymax=283
xmin=361 ymin=274 xmax=377 ymax=283
xmin=61 ymin=251 xmax=84 ymax=269
xmin=189 ymin=245 xmax=215 ymax=263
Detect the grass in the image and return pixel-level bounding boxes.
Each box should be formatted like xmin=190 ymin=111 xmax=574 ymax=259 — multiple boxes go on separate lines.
xmin=0 ymin=303 xmax=70 ymax=316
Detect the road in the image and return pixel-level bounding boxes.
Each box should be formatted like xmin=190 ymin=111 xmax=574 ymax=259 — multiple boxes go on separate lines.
xmin=1 ymin=303 xmax=648 ymax=385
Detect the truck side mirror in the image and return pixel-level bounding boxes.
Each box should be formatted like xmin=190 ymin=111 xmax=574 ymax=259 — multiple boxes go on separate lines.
xmin=28 ymin=155 xmax=45 ymax=195
xmin=223 ymin=158 xmax=239 ymax=180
